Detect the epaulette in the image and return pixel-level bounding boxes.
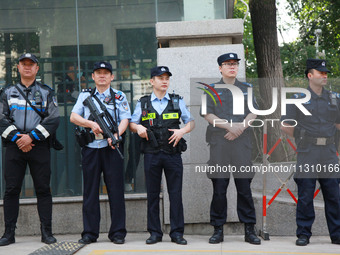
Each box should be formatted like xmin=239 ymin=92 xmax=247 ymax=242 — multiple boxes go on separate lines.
xmin=293 ymin=93 xmax=306 ymax=99
xmin=82 ymin=88 xmax=92 ymax=93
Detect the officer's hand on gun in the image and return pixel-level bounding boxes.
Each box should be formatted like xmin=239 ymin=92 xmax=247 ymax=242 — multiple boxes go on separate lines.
xmin=136 ymin=125 xmax=149 ymax=140
xmin=168 ymin=128 xmax=185 ymax=147
xmin=89 ymin=120 xmax=103 ymax=136
xmin=108 ymin=134 xmax=120 ymax=150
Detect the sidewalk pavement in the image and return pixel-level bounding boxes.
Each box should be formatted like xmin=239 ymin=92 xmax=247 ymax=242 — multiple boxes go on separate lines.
xmin=1 ymin=233 xmax=339 ymax=255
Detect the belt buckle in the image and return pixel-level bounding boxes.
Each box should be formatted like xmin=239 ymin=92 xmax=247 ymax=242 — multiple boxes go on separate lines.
xmin=316 ymin=137 xmax=327 ymax=146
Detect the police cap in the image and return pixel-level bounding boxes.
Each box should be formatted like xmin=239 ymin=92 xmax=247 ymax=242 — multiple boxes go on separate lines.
xmin=150 ymin=66 xmax=172 ymax=78
xmin=305 ymin=58 xmax=330 ymax=76
xmin=217 ymin=53 xmax=241 ymax=66
xmin=93 ymin=61 xmax=113 ymax=73
xmin=19 ymin=53 xmax=39 ymax=63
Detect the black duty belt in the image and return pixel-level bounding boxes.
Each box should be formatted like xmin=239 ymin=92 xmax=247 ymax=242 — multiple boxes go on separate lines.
xmin=304 ymin=136 xmax=335 ymax=146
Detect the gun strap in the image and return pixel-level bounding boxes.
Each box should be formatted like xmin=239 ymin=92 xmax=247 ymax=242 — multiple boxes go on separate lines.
xmin=14 ymin=83 xmax=45 ymax=119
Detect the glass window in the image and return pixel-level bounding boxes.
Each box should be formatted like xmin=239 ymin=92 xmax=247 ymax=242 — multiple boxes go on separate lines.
xmin=0 ymin=0 xmax=228 ymax=199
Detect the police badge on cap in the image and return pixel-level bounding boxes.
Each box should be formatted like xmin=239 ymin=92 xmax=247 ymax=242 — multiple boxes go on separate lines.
xmin=150 ymin=66 xmax=172 ymax=78
xmin=93 ymin=61 xmax=113 ymax=73
xmin=305 ymin=58 xmax=330 ymax=76
xmin=19 ymin=53 xmax=39 ymax=63
xmin=217 ymin=53 xmax=241 ymax=66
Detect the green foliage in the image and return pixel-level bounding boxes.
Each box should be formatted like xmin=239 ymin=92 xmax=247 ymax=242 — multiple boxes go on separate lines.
xmin=234 ymin=0 xmax=340 ymax=79
xmin=285 ymin=0 xmax=340 ymax=78
xmin=233 ymin=0 xmax=257 ymax=78
xmin=286 ymin=0 xmax=340 ymax=53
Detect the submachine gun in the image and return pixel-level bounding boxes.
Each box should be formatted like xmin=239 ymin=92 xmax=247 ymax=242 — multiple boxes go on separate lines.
xmin=83 ymin=96 xmax=124 ymax=159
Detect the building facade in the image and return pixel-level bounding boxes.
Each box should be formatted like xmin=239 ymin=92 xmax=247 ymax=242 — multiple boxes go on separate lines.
xmin=0 ymin=0 xmax=231 ymax=198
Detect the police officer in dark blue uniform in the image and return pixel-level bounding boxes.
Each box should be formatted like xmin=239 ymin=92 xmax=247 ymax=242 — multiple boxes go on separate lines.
xmin=130 ymin=66 xmax=194 ymax=245
xmin=281 ymin=59 xmax=340 ymax=246
xmin=204 ymin=53 xmax=261 ymax=245
xmin=70 ymin=61 xmax=131 ymax=245
xmin=0 ymin=53 xmax=60 ymax=246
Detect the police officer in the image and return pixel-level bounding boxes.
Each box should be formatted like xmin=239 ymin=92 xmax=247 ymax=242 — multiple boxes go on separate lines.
xmin=130 ymin=66 xmax=194 ymax=245
xmin=204 ymin=53 xmax=260 ymax=245
xmin=281 ymin=59 xmax=340 ymax=246
xmin=0 ymin=53 xmax=60 ymax=246
xmin=70 ymin=61 xmax=131 ymax=244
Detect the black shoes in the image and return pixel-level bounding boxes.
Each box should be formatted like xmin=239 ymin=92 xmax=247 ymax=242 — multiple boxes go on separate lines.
xmin=296 ymin=235 xmax=309 ymax=246
xmin=146 ymin=235 xmax=162 ymax=244
xmin=332 ymin=237 xmax=340 ymax=244
xmin=244 ymin=224 xmax=261 ymax=245
xmin=41 ymin=224 xmax=57 ymax=244
xmin=209 ymin=226 xmax=224 ymax=244
xmin=78 ymin=235 xmax=97 ymax=244
xmin=171 ymin=236 xmax=187 ymax=245
xmin=112 ymin=237 xmax=125 ymax=244
xmin=0 ymin=224 xmax=16 ymax=246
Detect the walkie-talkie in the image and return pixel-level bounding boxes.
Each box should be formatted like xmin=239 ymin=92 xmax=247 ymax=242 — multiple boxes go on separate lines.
xmin=329 ymin=84 xmax=337 ymax=107
xmin=172 ymin=90 xmax=180 ymax=110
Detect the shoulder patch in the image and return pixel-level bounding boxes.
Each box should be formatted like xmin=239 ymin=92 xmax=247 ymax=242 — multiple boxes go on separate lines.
xmin=293 ymin=93 xmax=306 ymax=99
xmin=331 ymin=91 xmax=340 ymax=98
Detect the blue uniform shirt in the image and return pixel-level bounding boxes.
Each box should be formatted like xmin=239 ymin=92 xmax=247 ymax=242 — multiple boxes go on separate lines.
xmin=206 ymin=79 xmax=258 ymax=122
xmin=131 ymin=92 xmax=194 ymax=124
xmin=282 ymin=86 xmax=340 ymax=137
xmin=72 ymin=87 xmax=131 ymax=148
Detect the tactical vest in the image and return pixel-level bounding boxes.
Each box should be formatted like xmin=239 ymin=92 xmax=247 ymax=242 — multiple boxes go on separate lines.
xmin=140 ymin=94 xmax=182 ymax=154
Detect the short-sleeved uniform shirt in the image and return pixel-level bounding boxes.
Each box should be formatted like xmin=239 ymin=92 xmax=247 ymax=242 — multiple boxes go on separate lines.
xmin=131 ymin=92 xmax=193 ymax=124
xmin=72 ymin=87 xmax=131 ymax=148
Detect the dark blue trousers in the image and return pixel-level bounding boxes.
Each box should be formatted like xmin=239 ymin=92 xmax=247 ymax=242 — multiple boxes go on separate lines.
xmin=208 ymin=134 xmax=256 ymax=226
xmin=295 ymin=144 xmax=340 ymax=240
xmin=295 ymin=178 xmax=340 ymax=240
xmin=81 ymin=146 xmax=126 ymax=240
xmin=144 ymin=152 xmax=184 ymax=238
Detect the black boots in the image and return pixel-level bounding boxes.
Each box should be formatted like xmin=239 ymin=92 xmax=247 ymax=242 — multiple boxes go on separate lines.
xmin=0 ymin=224 xmax=16 ymax=246
xmin=41 ymin=224 xmax=57 ymax=244
xmin=244 ymin=224 xmax=261 ymax=245
xmin=209 ymin=225 xmax=224 ymax=244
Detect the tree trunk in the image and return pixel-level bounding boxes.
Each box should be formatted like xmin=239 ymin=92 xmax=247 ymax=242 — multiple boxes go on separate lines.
xmin=249 ymin=0 xmax=290 ymax=162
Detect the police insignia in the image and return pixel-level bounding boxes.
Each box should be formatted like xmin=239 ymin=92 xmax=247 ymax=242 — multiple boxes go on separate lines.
xmin=122 ymin=101 xmax=128 ymax=111
xmin=104 ymin=96 xmax=113 ymax=105
xmin=115 ymin=91 xmax=124 ymax=101
xmin=52 ymin=96 xmax=58 ymax=106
